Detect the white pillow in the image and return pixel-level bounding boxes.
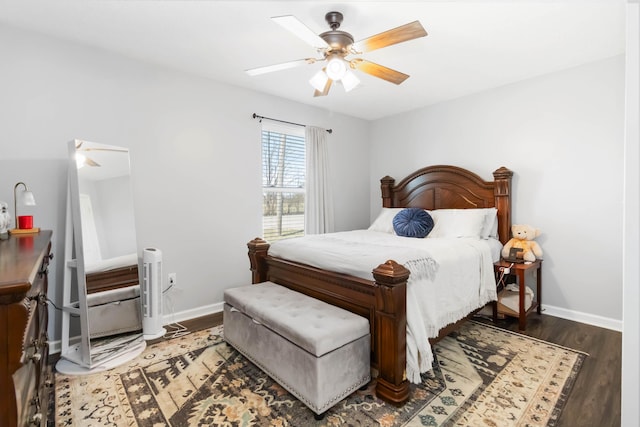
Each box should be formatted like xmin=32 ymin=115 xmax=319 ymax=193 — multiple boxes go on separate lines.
xmin=370 ymin=207 xmax=498 ymax=238
xmin=368 ymin=208 xmax=404 ymax=233
xmin=428 ymin=209 xmax=488 ymax=238
xmin=481 ymin=208 xmax=498 ymax=239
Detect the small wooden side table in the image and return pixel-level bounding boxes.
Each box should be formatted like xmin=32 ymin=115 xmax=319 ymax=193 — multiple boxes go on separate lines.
xmin=493 ymin=259 xmax=542 ymax=331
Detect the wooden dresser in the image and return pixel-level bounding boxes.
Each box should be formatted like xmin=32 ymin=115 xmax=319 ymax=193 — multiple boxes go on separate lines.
xmin=0 ymin=230 xmax=53 ymax=427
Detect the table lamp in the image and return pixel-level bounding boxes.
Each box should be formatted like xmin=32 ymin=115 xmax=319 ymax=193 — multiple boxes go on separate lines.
xmin=11 ymin=182 xmax=39 ymax=234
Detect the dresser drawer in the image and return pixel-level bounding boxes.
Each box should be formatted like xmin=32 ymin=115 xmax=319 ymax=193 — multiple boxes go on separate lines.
xmin=26 ymin=251 xmax=50 ymax=301
xmin=14 ymin=299 xmax=48 ymax=427
xmin=21 ymin=299 xmax=39 ymax=363
xmin=36 ymin=327 xmax=50 ymax=393
xmin=24 ymin=299 xmax=50 ymax=386
xmin=13 ymin=351 xmax=41 ymax=426
xmin=0 ymin=230 xmax=52 ymax=427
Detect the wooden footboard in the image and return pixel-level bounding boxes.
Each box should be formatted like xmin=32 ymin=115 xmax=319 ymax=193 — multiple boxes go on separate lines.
xmin=248 ymin=238 xmax=411 ymax=404
xmin=85 ymin=265 xmax=139 ymax=294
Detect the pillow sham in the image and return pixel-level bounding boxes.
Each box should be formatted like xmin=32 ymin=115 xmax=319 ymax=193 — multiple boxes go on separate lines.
xmin=392 ymin=208 xmax=434 ymax=238
xmin=481 ymin=208 xmax=498 ymax=239
xmin=428 ymin=209 xmax=488 ymax=238
xmin=368 ymin=208 xmax=404 ymax=233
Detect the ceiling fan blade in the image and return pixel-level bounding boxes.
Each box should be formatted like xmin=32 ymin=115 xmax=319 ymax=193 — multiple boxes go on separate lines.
xmin=85 ymin=157 xmax=101 ymax=167
xmin=246 ymin=58 xmax=317 ymax=76
xmin=76 ymin=140 xmax=127 ymax=153
xmin=272 ymin=15 xmax=330 ymax=49
xmin=351 ymin=59 xmax=409 ymax=85
xmin=351 ymin=21 xmax=427 ymax=53
xmin=83 ymin=148 xmax=128 ymax=153
xmin=313 ymin=78 xmax=333 ymax=97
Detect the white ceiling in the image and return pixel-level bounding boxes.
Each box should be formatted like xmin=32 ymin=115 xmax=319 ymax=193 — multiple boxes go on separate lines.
xmin=0 ymin=1 xmax=626 ymax=120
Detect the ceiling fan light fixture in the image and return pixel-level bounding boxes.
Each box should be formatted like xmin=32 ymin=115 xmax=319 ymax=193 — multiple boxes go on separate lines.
xmin=309 ymin=69 xmax=329 ymax=92
xmin=248 ymin=12 xmax=427 ymax=97
xmin=325 ymin=55 xmax=347 ymax=81
xmin=341 ymin=70 xmax=360 ymax=92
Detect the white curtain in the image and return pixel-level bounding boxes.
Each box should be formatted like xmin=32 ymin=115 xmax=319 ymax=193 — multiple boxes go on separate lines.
xmin=305 ymin=126 xmax=334 ymax=234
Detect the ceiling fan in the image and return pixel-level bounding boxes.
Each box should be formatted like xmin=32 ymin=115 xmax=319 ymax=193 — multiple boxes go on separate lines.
xmin=75 ymin=140 xmax=127 ymax=167
xmin=245 ymin=11 xmax=427 ymax=96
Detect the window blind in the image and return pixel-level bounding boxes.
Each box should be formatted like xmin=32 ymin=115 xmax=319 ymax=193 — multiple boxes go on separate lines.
xmin=262 ymin=128 xmax=305 ymax=241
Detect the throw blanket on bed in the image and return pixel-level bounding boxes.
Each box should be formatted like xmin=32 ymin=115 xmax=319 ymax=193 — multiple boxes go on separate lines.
xmin=269 ymin=230 xmax=497 ymax=383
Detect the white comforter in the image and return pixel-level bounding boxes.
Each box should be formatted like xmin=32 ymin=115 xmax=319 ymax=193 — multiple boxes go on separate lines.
xmin=85 ymin=253 xmax=138 ymax=274
xmin=269 ymin=230 xmax=499 ymax=383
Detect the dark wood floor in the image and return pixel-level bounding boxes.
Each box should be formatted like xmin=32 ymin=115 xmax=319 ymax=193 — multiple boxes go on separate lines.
xmin=176 ymin=311 xmax=622 ymax=427
xmin=51 ymin=311 xmax=620 ymax=426
xmin=477 ymin=314 xmax=621 ymax=427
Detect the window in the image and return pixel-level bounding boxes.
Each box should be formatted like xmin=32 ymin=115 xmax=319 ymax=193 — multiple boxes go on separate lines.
xmin=261 ymin=123 xmax=305 ymax=241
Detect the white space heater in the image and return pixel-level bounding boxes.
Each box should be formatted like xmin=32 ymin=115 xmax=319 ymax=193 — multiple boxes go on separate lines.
xmin=142 ymin=247 xmax=166 ymax=340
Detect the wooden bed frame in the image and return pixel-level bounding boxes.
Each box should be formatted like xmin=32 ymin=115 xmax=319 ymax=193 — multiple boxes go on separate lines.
xmin=247 ymin=165 xmax=513 ymax=406
xmin=85 ymin=265 xmax=139 ymax=294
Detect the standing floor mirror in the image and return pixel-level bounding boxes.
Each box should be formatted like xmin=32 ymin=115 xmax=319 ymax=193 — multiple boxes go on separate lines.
xmin=56 ymin=139 xmax=146 ymax=374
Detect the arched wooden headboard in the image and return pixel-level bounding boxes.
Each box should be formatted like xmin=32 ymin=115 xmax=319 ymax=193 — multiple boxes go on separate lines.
xmin=380 ymin=165 xmax=513 ymax=243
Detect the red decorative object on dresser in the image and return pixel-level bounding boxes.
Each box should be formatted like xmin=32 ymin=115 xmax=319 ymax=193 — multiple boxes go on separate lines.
xmin=248 ymin=165 xmax=513 ymax=406
xmin=0 ymin=230 xmax=53 ymax=427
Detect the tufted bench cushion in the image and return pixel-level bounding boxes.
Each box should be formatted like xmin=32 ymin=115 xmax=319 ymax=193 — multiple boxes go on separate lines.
xmin=223 ymin=281 xmax=370 ymax=416
xmin=224 ymin=281 xmax=369 ymax=357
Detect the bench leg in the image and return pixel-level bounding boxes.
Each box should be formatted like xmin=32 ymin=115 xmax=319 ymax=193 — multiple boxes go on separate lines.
xmin=314 ymin=411 xmax=326 ymax=421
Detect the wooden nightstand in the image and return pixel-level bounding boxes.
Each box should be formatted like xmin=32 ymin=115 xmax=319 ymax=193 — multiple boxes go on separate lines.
xmin=493 ymin=259 xmax=542 ymax=331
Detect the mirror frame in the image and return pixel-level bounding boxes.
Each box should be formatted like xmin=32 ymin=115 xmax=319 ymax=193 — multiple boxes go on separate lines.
xmin=58 ymin=139 xmax=145 ymax=372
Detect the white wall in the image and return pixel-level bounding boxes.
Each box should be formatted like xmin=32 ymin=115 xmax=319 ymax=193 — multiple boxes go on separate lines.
xmin=0 ymin=21 xmax=628 ymax=340
xmin=370 ymin=56 xmax=626 ymax=327
xmin=0 ymin=24 xmax=371 ymax=341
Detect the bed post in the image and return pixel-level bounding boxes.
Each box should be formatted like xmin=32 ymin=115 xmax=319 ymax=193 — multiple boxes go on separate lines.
xmin=372 ymin=260 xmax=411 ymax=405
xmin=247 ymin=237 xmax=270 ymax=284
xmin=492 ymin=167 xmax=513 ymax=244
xmin=380 ymin=176 xmax=396 ymax=208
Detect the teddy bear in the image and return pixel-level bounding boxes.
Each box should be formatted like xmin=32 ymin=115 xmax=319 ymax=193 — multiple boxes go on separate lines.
xmin=501 ymin=224 xmax=543 ymax=262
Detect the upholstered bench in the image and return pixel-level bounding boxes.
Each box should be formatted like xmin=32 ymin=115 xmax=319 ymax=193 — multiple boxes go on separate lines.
xmin=86 ymin=285 xmax=142 ymax=338
xmin=223 ymin=281 xmax=371 ymax=417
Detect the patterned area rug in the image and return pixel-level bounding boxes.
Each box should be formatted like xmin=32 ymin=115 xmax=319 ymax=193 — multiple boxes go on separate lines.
xmin=54 ymin=321 xmax=585 ymax=426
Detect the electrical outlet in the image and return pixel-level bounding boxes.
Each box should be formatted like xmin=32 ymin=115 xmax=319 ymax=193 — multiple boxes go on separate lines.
xmin=168 ymin=273 xmax=176 ymax=287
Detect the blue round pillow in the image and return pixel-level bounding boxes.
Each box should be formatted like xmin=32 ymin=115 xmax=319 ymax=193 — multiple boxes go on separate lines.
xmin=393 ymin=208 xmax=434 ymax=238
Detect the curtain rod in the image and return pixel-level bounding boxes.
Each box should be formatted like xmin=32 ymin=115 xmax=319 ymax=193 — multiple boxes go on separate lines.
xmin=252 ymin=113 xmax=333 ymax=134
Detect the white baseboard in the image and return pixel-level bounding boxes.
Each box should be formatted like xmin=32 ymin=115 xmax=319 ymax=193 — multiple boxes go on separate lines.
xmin=49 ymin=302 xmax=224 ymax=355
xmin=162 ymin=302 xmax=224 ymax=326
xmin=542 ymin=304 xmax=622 ymax=332
xmin=49 ymin=302 xmax=621 ymax=355
xmin=161 ymin=302 xmax=623 ymax=333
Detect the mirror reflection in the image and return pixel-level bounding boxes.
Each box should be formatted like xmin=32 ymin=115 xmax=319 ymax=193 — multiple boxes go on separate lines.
xmin=76 ymin=141 xmax=138 ymax=291
xmin=58 ymin=140 xmax=145 ymax=372
xmin=76 ymin=141 xmax=143 ymax=364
